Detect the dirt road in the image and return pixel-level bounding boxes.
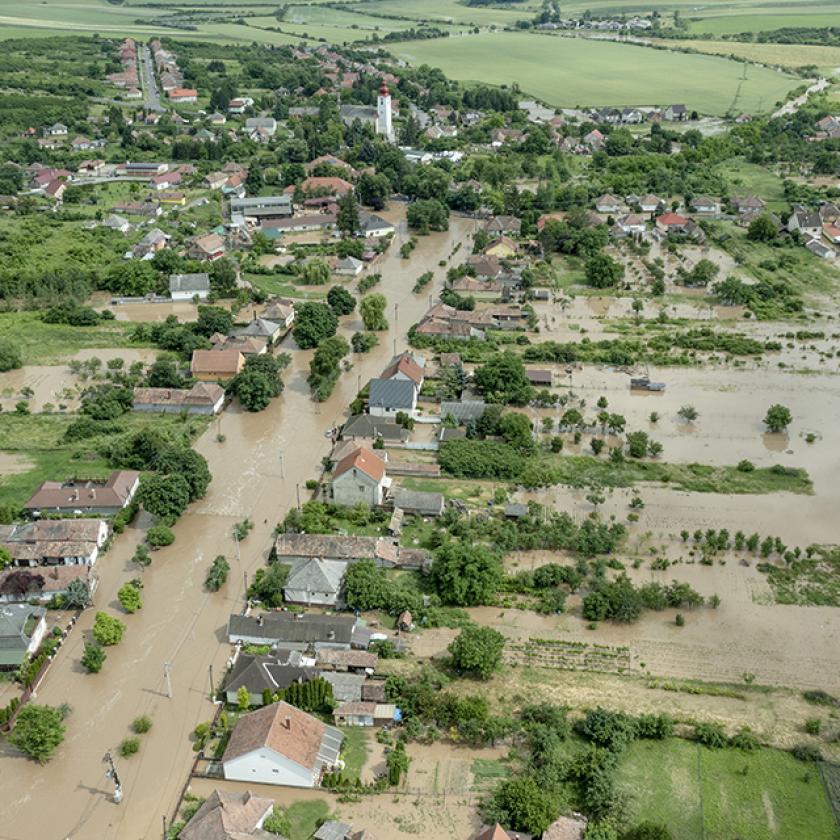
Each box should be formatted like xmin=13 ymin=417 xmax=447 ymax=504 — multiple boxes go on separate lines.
xmin=0 ymin=207 xmax=472 ymax=840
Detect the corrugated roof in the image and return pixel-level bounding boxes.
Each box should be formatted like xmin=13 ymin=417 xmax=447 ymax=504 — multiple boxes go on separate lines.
xmin=285 ymin=558 xmax=346 ymax=595
xmin=368 ymin=378 xmax=416 ymax=410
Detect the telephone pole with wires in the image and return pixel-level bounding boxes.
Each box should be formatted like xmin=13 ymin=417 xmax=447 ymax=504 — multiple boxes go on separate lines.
xmin=103 ymin=751 xmax=122 ymax=804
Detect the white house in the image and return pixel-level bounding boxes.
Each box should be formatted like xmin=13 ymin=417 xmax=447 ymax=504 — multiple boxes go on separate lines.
xmin=690 ymin=195 xmax=720 ymax=215
xmin=222 ymin=701 xmax=343 ymax=787
xmin=359 ymin=213 xmax=394 ymax=238
xmin=169 ymin=272 xmax=210 ymax=301
xmin=334 ymin=256 xmax=363 ymax=277
xmin=367 ymin=378 xmax=417 ymax=418
xmin=0 ymin=519 xmax=108 ymax=567
xmin=0 ymin=605 xmax=47 ymax=668
xmin=331 ymin=446 xmax=389 ymax=507
xmin=228 ymin=97 xmax=254 ymax=114
xmin=595 ymin=194 xmax=622 ymax=214
xmin=284 ymin=558 xmax=347 ymax=607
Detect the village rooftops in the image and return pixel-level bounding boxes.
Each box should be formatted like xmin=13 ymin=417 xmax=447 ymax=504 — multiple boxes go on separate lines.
xmin=222 ymin=700 xmax=341 ymax=772
xmin=380 ymin=355 xmax=424 ymax=387
xmin=178 ymin=789 xmax=274 ymax=840
xmin=224 ymin=653 xmax=318 ymax=698
xmin=368 ymin=378 xmax=416 ymax=412
xmin=341 ymin=414 xmax=408 ymax=442
xmin=333 ymin=446 xmax=386 ymax=483
xmin=392 ymin=489 xmax=445 ymax=517
xmin=190 ymin=349 xmax=244 ymax=378
xmin=317 ymin=648 xmax=378 ymax=671
xmin=273 ymin=532 xmax=429 ymax=569
xmin=132 ymin=382 xmax=225 ymax=410
xmin=0 ymin=519 xmax=106 ymax=565
xmin=169 ymin=272 xmax=210 ymax=295
xmin=24 ymin=471 xmax=139 ymax=513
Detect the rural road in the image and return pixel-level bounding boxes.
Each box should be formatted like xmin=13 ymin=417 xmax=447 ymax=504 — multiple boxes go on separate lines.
xmin=772 ymin=77 xmax=827 ymax=118
xmin=0 ymin=206 xmax=473 ymax=840
xmin=140 ymin=43 xmax=164 ymax=112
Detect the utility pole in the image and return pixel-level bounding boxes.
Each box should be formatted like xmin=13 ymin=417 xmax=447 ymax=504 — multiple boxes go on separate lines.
xmin=233 ymin=528 xmax=240 ymax=563
xmin=208 ymin=664 xmax=215 ymax=699
xmin=244 ymin=570 xmax=248 ymax=593
xmin=279 ymin=449 xmax=285 ymax=479
xmin=103 ymin=751 xmax=122 ymax=804
xmin=162 ymin=815 xmax=167 ymax=840
xmin=296 ymin=483 xmax=301 ymax=510
xmin=164 ymin=662 xmax=172 ymax=699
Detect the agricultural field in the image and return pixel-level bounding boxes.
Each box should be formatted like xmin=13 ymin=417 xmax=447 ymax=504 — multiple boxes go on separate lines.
xmin=393 ymin=32 xmax=800 ymax=115
xmin=616 ymin=738 xmax=840 ymax=839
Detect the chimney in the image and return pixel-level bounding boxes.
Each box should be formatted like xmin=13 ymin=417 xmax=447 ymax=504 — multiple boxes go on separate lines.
xmin=257 ymin=615 xmax=264 ymax=627
xmin=327 ymin=629 xmax=335 ymax=640
xmin=283 ymin=716 xmax=291 ymax=730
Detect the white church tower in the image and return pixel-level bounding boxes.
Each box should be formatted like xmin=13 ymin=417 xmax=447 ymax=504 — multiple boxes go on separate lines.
xmin=376 ymin=82 xmax=394 ymax=142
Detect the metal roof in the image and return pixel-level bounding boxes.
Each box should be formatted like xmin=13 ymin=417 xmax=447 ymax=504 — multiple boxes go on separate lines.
xmin=368 ymin=378 xmax=416 ymax=410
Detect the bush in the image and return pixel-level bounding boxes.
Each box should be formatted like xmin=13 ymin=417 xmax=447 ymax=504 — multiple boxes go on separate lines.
xmin=92 ymin=612 xmax=126 ymax=646
xmin=792 ymin=743 xmax=822 ymax=762
xmin=81 ymin=642 xmax=106 ymax=673
xmin=736 ymin=459 xmax=755 ymax=472
xmin=578 ymin=707 xmax=638 ymax=751
xmin=204 ymin=555 xmax=230 ymax=592
xmin=448 ymin=625 xmax=505 ymax=679
xmin=351 ymin=331 xmax=378 ymax=353
xmin=119 ymin=737 xmax=140 ymax=758
xmin=132 ymin=715 xmax=152 ymax=734
xmin=694 ymin=721 xmax=727 ymax=748
xmin=117 ymin=582 xmax=143 ymax=614
xmin=730 ymin=726 xmax=759 ymax=751
xmin=147 ymin=524 xmax=175 ymax=547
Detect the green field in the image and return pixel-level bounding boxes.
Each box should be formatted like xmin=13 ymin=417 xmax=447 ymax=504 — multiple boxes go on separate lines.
xmin=393 ymin=32 xmax=799 ymax=115
xmin=687 ymin=11 xmax=840 ymax=36
xmin=657 ymin=38 xmax=840 ymax=73
xmin=617 ymin=738 xmax=840 ymax=839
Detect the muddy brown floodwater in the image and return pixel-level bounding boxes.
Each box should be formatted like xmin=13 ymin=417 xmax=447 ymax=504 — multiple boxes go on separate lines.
xmin=0 ymin=206 xmax=474 ymax=840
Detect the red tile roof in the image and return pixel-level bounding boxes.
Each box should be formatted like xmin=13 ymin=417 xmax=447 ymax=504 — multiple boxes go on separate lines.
xmin=333 ymin=446 xmax=386 ymax=483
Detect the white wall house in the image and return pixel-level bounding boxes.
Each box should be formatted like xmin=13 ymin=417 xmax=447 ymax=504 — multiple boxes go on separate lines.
xmin=331 ymin=447 xmax=389 ymax=507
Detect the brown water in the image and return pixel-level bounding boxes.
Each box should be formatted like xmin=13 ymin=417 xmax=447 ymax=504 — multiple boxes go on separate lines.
xmin=0 ymin=207 xmax=474 ymax=840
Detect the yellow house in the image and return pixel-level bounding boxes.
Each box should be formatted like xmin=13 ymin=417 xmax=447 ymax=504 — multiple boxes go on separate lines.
xmin=190 ymin=349 xmax=244 ymax=382
xmin=158 ymin=191 xmax=187 ymax=206
xmin=483 ymin=235 xmax=519 ymax=259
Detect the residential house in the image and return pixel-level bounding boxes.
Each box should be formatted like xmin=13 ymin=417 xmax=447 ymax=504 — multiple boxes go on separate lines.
xmin=103 ymin=214 xmax=130 ymax=233
xmin=0 ymin=605 xmax=47 ymax=670
xmin=232 ymin=317 xmax=284 ymax=344
xmin=392 ymin=489 xmax=444 ymax=517
xmin=179 ymin=789 xmax=274 ymax=840
xmin=618 ymin=213 xmax=647 ymax=236
xmin=380 ymin=352 xmax=424 ymax=390
xmin=70 ymin=136 xmax=92 ymax=151
xmin=0 ymin=519 xmax=108 ymax=567
xmin=168 ymin=88 xmax=198 ymax=103
xmin=78 ymin=159 xmax=106 ymax=177
xmin=689 ymin=195 xmax=720 ymax=215
xmin=788 ymin=205 xmax=822 ymax=240
xmin=504 ymin=503 xmax=530 ymax=520
xmin=284 ymin=559 xmax=347 ymax=607
xmin=317 ymin=649 xmax=377 ymax=674
xmin=169 ymin=272 xmax=210 ymax=301
xmin=490 ymin=128 xmax=525 ymax=147
xmin=321 ymin=672 xmax=366 ymax=705
xmin=24 ymin=471 xmax=139 ymax=516
xmin=359 ymin=213 xmax=395 ymax=238
xmin=132 ymin=382 xmax=226 ymax=415
xmin=822 ymin=222 xmax=840 ymax=245
xmin=525 ymin=369 xmax=553 ymax=386
xmin=230 ymin=195 xmax=293 ymax=224
xmin=655 ymin=212 xmax=689 ymax=234
xmin=467 ymin=255 xmax=504 ymax=280
xmin=132 ymin=228 xmax=169 ymax=259
xmin=244 ymin=117 xmax=277 ymax=138
xmin=190 ymin=349 xmax=245 ymax=382
xmin=158 ymin=191 xmax=187 ymax=207
xmin=332 ymin=446 xmax=389 ymax=507
xmin=368 ymin=378 xmax=417 ymax=418
xmin=664 ymin=104 xmax=688 ymax=121
xmin=262 ymin=300 xmax=295 ymax=330
xmin=638 ymin=194 xmax=663 ymax=213
xmin=805 ymin=238 xmax=835 ymax=259
xmin=223 ymin=653 xmax=318 ymax=707
xmin=188 ymin=232 xmax=226 ymax=262
xmin=582 ymin=129 xmax=604 ymax=150
xmin=208 ymin=112 xmax=227 ymax=126
xmin=222 ymin=701 xmax=342 ymax=787
xmin=483 ymin=215 xmax=522 ymax=236
xmin=290 ymin=177 xmax=353 ymax=198
xmin=474 ymin=826 xmax=515 ymax=840
xmin=273 ymin=533 xmax=429 ymax=571
xmin=212 ymin=335 xmax=267 ymax=357
xmin=594 ymin=194 xmax=622 ymax=214
xmin=228 ymin=612 xmax=364 ymax=650
xmin=731 ymin=195 xmax=766 ymax=215
xmin=622 ymin=108 xmax=644 ymax=124
xmin=114 ymin=200 xmax=161 ymax=218
xmin=440 ymin=399 xmax=486 ymax=424
xmin=483 ymin=236 xmax=519 ymax=259
xmin=449 ymin=277 xmax=503 ymax=299
xmin=45 ymin=123 xmax=68 ymax=136
xmin=150 ymin=170 xmax=181 ymax=191
xmin=43 ymin=180 xmax=66 ymax=202
xmin=0 ymin=566 xmax=97 ymax=605
xmin=341 ymin=414 xmax=408 ymax=443
xmin=228 ymin=97 xmax=254 ymax=114
xmin=334 ymin=256 xmax=364 ymax=277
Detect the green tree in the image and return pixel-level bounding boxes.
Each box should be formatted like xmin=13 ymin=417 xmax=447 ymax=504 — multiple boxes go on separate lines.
xmin=293 ymin=302 xmax=338 ymax=349
xmin=351 ymin=331 xmax=378 ymax=353
xmin=63 ymin=578 xmax=91 ymax=609
xmin=764 ymin=404 xmax=792 ymax=433
xmin=585 ymin=253 xmax=624 ymax=288
xmin=194 ymin=305 xmax=234 ymax=337
xmin=499 ymin=412 xmax=535 ymax=454
xmin=205 ymin=555 xmax=230 ymax=591
xmin=117 ymin=582 xmax=143 ymax=614
xmin=146 ymin=358 xmax=182 ymax=388
xmin=137 ymin=474 xmax=191 ymax=521
xmin=747 ymin=214 xmax=777 ymax=243
xmin=344 ymin=559 xmax=389 ymax=611
xmin=474 ymin=352 xmax=533 ymax=406
xmin=209 ymin=258 xmax=238 ymax=297
xmin=237 ymin=685 xmax=250 ymax=712
xmin=81 ymin=642 xmax=106 ymax=673
xmin=337 ymin=190 xmax=360 ymax=236
xmin=299 ymin=259 xmax=331 ymax=286
xmin=263 ymin=808 xmax=292 ymax=836
xmin=92 ymin=612 xmax=126 ymax=646
xmin=432 ymin=542 xmax=502 ymax=606
xmin=359 ymin=293 xmax=388 ymax=331
xmin=9 ymin=704 xmax=67 ymax=763
xmin=0 ymin=339 xmax=23 ymax=372
xmin=626 ymin=431 xmax=650 ymax=458
xmin=147 ymin=524 xmax=175 ymax=547
xmin=487 ymin=775 xmax=556 ymax=836
xmin=386 ymin=740 xmax=409 ymax=785
xmin=448 ymin=625 xmax=504 ymax=679
xmin=235 ymin=368 xmax=274 ymax=411
xmin=327 ymin=285 xmax=356 ymax=316
xmin=357 ymin=172 xmax=390 ymax=210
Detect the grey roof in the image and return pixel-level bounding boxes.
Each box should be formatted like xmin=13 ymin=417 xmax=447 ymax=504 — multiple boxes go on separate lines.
xmin=314 ymin=821 xmax=353 ymax=840
xmin=340 ymin=104 xmax=377 ymax=124
xmin=393 ymin=489 xmax=444 ymax=516
xmin=320 ymin=671 xmax=365 ymax=702
xmin=368 ymin=378 xmax=416 ymax=410
xmin=0 ymin=605 xmax=45 ymax=666
xmin=318 ymin=725 xmax=343 ymax=769
xmin=230 ymin=194 xmax=292 ymax=216
xmin=232 ymin=317 xmax=281 ymax=338
xmin=228 ymin=612 xmax=356 ymax=645
xmin=342 ymin=414 xmax=408 ymax=441
xmin=505 ymin=503 xmax=530 ymax=518
xmin=169 ymin=272 xmax=210 ymax=294
xmin=224 ymin=653 xmax=318 ymax=695
xmin=440 ymin=399 xmax=486 ymax=422
xmin=439 ymin=427 xmax=467 ymax=442
xmin=285 ymin=558 xmax=346 ymax=595
xmin=360 ymin=213 xmax=394 ymax=233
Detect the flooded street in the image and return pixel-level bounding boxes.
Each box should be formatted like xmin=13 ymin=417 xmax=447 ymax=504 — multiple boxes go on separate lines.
xmin=0 ymin=207 xmax=473 ymax=840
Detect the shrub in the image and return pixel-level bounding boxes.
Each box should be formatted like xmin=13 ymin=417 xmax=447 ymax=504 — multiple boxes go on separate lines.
xmin=694 ymin=721 xmax=727 ymax=748
xmin=92 ymin=612 xmax=126 ymax=646
xmin=146 ymin=524 xmax=175 ymax=547
xmin=119 ymin=737 xmax=140 ymax=758
xmin=736 ymin=459 xmax=755 ymax=472
xmin=730 ymin=726 xmax=759 ymax=751
xmin=204 ymin=555 xmax=230 ymax=592
xmin=132 ymin=715 xmax=152 ymax=734
xmin=804 ymin=718 xmax=821 ymax=735
xmin=792 ymin=743 xmax=822 ymax=762
xmin=117 ymin=582 xmax=143 ymax=614
xmin=81 ymin=642 xmax=106 ymax=673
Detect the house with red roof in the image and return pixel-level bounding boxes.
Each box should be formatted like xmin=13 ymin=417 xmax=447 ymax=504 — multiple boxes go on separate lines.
xmin=655 ymin=212 xmax=688 ymax=233
xmin=287 ymin=176 xmax=354 ymax=198
xmin=168 ymin=88 xmax=198 ymax=103
xmin=332 ymin=445 xmax=390 ymax=507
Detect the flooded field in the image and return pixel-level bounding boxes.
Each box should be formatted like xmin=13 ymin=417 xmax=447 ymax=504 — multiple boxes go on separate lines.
xmin=0 ymin=207 xmax=476 ymax=840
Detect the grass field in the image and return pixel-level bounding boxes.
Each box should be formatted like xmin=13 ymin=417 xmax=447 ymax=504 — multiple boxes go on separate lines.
xmin=0 ymin=312 xmax=145 ymax=365
xmin=657 ymin=38 xmax=840 ymax=73
xmin=715 ymin=157 xmax=787 ymax=210
xmin=339 ymin=727 xmax=370 ymax=781
xmin=687 ymin=11 xmax=840 ymax=36
xmin=392 ymin=32 xmax=799 ymax=115
xmin=617 ymin=738 xmax=840 ymax=839
xmin=284 ymin=800 xmax=333 ymax=840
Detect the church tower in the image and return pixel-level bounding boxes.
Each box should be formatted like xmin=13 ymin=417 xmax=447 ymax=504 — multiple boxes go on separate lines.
xmin=376 ymin=82 xmax=393 ymax=142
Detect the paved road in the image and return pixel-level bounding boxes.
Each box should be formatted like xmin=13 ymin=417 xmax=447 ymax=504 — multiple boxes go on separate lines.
xmin=0 ymin=206 xmax=473 ymax=840
xmin=140 ymin=44 xmax=164 ymax=112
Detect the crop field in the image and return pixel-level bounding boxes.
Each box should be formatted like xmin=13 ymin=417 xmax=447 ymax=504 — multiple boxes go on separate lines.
xmin=687 ymin=11 xmax=840 ymax=36
xmin=656 ymin=38 xmax=840 ymax=73
xmin=616 ymin=738 xmax=840 ymax=839
xmin=392 ymin=32 xmax=799 ymax=115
